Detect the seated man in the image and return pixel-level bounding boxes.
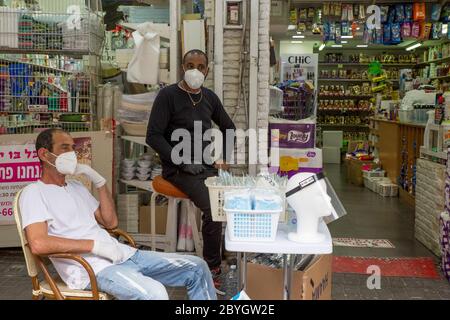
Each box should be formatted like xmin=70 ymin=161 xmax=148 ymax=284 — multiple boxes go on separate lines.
xmin=147 ymin=49 xmax=236 ymax=289
xmin=19 ymin=128 xmax=216 ymax=300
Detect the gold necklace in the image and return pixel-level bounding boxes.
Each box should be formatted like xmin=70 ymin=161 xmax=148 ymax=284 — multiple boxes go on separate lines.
xmin=178 ymin=82 xmax=203 ymax=106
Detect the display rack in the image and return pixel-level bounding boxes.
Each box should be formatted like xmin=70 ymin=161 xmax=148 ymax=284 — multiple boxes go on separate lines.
xmin=0 ymin=0 xmax=104 ymax=134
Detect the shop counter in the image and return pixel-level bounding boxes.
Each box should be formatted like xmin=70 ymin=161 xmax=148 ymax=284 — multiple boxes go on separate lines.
xmin=225 ymin=221 xmax=332 ymax=300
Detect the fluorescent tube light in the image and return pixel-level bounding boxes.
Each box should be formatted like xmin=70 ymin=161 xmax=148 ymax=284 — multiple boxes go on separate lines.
xmin=406 ymin=43 xmax=422 ymax=51
xmin=319 ymin=43 xmax=326 ymax=51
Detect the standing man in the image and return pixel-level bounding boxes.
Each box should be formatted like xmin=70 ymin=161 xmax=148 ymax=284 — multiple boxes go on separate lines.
xmin=147 ymin=49 xmax=236 ymax=290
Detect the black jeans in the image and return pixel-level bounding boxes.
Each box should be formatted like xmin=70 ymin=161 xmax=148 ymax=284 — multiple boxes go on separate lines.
xmin=164 ymin=166 xmax=222 ymax=269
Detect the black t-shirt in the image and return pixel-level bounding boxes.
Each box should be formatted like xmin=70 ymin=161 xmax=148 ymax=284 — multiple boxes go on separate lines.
xmin=146 ymin=84 xmax=236 ymax=177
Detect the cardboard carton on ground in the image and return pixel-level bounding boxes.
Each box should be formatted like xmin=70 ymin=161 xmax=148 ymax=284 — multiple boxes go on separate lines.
xmin=345 ymin=158 xmax=380 ymax=187
xmin=139 ymin=204 xmax=168 ymax=234
xmin=246 ymin=254 xmax=332 ymax=300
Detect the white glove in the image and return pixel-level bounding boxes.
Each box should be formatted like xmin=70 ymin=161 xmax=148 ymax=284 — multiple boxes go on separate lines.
xmin=91 ymin=241 xmax=126 ymax=264
xmin=75 ymin=164 xmax=106 ymax=189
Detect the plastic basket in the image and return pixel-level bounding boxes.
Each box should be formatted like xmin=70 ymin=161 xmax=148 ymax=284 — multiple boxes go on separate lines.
xmin=205 ymin=177 xmax=249 ymax=222
xmin=224 ymin=208 xmax=281 ymax=242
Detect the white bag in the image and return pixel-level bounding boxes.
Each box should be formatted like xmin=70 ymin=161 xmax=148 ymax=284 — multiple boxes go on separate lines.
xmin=127 ymin=23 xmax=161 ymax=85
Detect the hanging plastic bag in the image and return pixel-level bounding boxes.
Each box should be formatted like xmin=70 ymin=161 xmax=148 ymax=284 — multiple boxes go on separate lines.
xmin=127 ymin=22 xmax=161 ymax=85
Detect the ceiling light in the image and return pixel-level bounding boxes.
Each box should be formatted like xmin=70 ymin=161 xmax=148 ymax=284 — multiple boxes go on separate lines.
xmin=292 ymin=35 xmax=305 ymax=39
xmin=342 ymin=35 xmax=353 ymax=39
xmin=291 ymin=40 xmax=304 ymax=44
xmin=297 ymin=31 xmax=302 ymax=34
xmin=287 ymin=25 xmax=296 ymax=31
xmin=406 ymin=42 xmax=422 ymax=51
xmin=357 ymin=44 xmax=368 ymax=48
xmin=443 ymin=24 xmax=448 ymax=35
xmin=319 ymin=43 xmax=326 ymax=51
xmin=341 ymin=41 xmax=348 ymax=44
xmin=356 ymin=27 xmax=361 ymax=30
xmin=331 ymin=44 xmax=343 ymax=48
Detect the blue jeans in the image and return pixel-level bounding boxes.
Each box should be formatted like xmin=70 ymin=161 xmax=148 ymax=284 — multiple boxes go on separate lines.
xmin=87 ymin=250 xmax=217 ymax=300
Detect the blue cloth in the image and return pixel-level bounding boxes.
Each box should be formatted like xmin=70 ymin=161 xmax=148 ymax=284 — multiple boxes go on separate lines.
xmin=86 ymin=250 xmax=217 ymax=300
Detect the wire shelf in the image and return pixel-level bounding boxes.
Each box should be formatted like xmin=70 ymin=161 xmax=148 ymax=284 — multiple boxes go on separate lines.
xmin=0 ymin=1 xmax=104 ymax=56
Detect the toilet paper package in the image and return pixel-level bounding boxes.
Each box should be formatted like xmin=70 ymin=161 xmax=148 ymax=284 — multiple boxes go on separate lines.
xmin=269 ymin=148 xmax=323 ymax=178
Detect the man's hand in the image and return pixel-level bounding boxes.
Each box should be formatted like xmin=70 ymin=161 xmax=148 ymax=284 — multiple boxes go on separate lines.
xmin=91 ymin=241 xmax=126 ymax=264
xmin=179 ymin=164 xmax=204 ymax=175
xmin=75 ymin=164 xmax=106 ymax=189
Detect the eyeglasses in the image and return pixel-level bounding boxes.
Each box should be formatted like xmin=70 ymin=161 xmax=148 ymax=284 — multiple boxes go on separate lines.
xmin=285 ymin=172 xmax=326 ymax=198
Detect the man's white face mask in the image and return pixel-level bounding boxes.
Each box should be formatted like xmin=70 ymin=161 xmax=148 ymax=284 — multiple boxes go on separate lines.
xmin=46 ymin=151 xmax=78 ymax=175
xmin=184 ymin=68 xmax=205 ymax=90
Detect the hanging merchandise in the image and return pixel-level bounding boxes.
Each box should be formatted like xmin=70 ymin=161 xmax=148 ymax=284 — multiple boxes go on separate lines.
xmin=431 ymin=3 xmax=442 ymax=22
xmin=423 ymin=22 xmax=433 ymax=40
xmin=395 ymin=4 xmax=406 ymax=23
xmin=347 ymin=4 xmax=354 ymax=22
xmin=323 ymin=3 xmax=330 ymax=17
xmin=335 ymin=22 xmax=342 ymax=44
xmin=358 ymin=4 xmax=366 ymax=20
xmin=290 ymin=9 xmax=298 ymax=25
xmin=413 ymin=2 xmax=426 ymax=21
xmin=127 ymin=22 xmax=161 ymax=85
xmin=405 ymin=4 xmax=413 ymax=21
xmin=411 ymin=21 xmax=421 ymax=38
xmin=391 ymin=23 xmax=402 ymax=44
xmin=380 ymin=6 xmax=389 ymax=24
xmin=432 ymin=23 xmax=443 ymax=40
xmin=402 ymin=22 xmax=412 ymax=38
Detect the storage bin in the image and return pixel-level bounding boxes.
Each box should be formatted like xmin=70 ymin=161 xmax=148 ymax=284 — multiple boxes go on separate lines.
xmin=224 ymin=208 xmax=282 ymax=242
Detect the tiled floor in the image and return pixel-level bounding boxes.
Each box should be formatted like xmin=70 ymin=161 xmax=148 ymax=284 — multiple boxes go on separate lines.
xmin=1 ymin=164 xmax=449 ymax=300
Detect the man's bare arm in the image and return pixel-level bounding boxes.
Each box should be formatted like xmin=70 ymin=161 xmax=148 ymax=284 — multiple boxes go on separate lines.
xmin=25 ymin=222 xmax=94 ymax=256
xmin=94 ymin=185 xmax=118 ymax=229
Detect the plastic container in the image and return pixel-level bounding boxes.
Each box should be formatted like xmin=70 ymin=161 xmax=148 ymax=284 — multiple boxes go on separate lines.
xmin=224 ymin=207 xmax=282 ymax=242
xmin=205 ymin=176 xmax=251 ymax=222
xmin=398 ymin=110 xmax=414 ymax=123
xmin=121 ymin=120 xmax=148 ymax=136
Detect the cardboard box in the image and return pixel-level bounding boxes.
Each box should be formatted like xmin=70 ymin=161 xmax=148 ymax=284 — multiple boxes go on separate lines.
xmin=323 ymin=131 xmax=343 ymax=148
xmin=139 ymin=205 xmax=168 ymax=235
xmin=269 ymin=148 xmax=323 ymax=178
xmin=347 ymin=140 xmax=370 ymax=154
xmin=246 ymin=254 xmax=332 ymax=300
xmin=323 ymin=146 xmax=341 ymax=164
xmin=269 ymin=120 xmax=316 ymax=149
xmin=346 ymin=158 xmax=380 ymax=187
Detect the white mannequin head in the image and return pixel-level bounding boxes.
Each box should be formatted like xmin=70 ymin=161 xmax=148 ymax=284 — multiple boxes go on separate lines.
xmin=286 ymin=172 xmax=333 ymax=243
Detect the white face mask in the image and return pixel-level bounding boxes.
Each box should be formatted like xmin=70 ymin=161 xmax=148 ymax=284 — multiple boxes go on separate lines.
xmin=46 ymin=151 xmax=78 ymax=175
xmin=184 ymin=68 xmax=205 ymax=90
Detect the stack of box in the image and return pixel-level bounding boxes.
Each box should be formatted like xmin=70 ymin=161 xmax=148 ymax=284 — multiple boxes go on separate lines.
xmin=323 ymin=131 xmax=343 ymax=164
xmin=117 ymin=194 xmax=140 ymax=233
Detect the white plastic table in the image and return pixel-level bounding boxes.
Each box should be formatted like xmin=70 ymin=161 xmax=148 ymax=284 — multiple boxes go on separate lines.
xmin=225 ymin=220 xmax=333 ymax=300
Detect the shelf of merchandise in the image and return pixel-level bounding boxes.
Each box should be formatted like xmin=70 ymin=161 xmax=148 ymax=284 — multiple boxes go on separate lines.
xmin=319 ymin=62 xmax=416 ymax=67
xmin=319 ymin=78 xmax=399 ymax=82
xmin=318 ymin=95 xmax=373 ymax=99
xmin=0 ymin=57 xmax=74 ymax=74
xmin=430 ymin=75 xmax=450 ymax=81
xmin=318 ymin=124 xmax=370 ymax=128
xmin=318 ymin=109 xmax=373 ymax=113
xmin=416 ymin=56 xmax=450 ymax=67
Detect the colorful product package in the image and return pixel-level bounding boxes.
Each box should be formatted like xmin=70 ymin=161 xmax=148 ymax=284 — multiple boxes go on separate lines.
xmin=329 ymin=22 xmax=336 ymax=41
xmin=392 ymin=23 xmax=403 ymax=44
xmin=380 ymin=6 xmax=390 ymax=23
xmin=351 ymin=21 xmax=359 ymax=37
xmin=402 ymin=22 xmax=412 ymax=37
xmin=335 ymin=3 xmax=342 ymax=17
xmin=383 ymin=23 xmax=392 ymax=44
xmin=308 ymin=7 xmax=315 ymax=19
xmin=323 ymin=3 xmax=330 ymax=16
xmin=375 ymin=27 xmax=383 ymax=44
xmin=359 ymin=4 xmax=366 ymax=20
xmin=413 ymin=2 xmax=426 ymax=21
xmin=269 ymin=119 xmax=316 ymax=149
xmin=395 ymin=4 xmax=405 ymax=23
xmin=348 ymin=4 xmax=354 ymax=21
xmin=431 ymin=4 xmax=442 ymax=21
xmin=363 ymin=26 xmax=371 ymax=44
xmin=269 ymin=148 xmax=323 ymax=178
xmin=353 ymin=4 xmax=360 ymax=19
xmin=432 ymin=22 xmax=442 ymax=39
xmin=405 ymin=4 xmax=413 ymax=21
xmin=300 ymin=9 xmax=308 ymax=20
xmin=323 ymin=22 xmax=330 ymax=41
xmin=388 ymin=6 xmax=396 ymax=23
xmin=341 ymin=21 xmax=350 ymax=36
xmin=335 ymin=22 xmax=342 ymax=43
xmin=412 ymin=21 xmax=421 ymax=37
xmin=341 ymin=4 xmax=348 ymax=21
xmin=423 ymin=22 xmax=433 ymax=39
xmin=443 ymin=4 xmax=450 ymax=23
xmin=289 ymin=9 xmax=298 ymax=25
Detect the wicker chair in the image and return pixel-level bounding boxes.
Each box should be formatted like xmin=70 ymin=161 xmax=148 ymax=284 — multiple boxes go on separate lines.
xmin=13 ymin=189 xmax=136 ymax=300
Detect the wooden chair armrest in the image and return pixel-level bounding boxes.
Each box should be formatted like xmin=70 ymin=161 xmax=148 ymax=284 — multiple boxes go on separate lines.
xmin=42 ymin=253 xmax=100 ymax=300
xmin=106 ymin=228 xmax=137 ymax=248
